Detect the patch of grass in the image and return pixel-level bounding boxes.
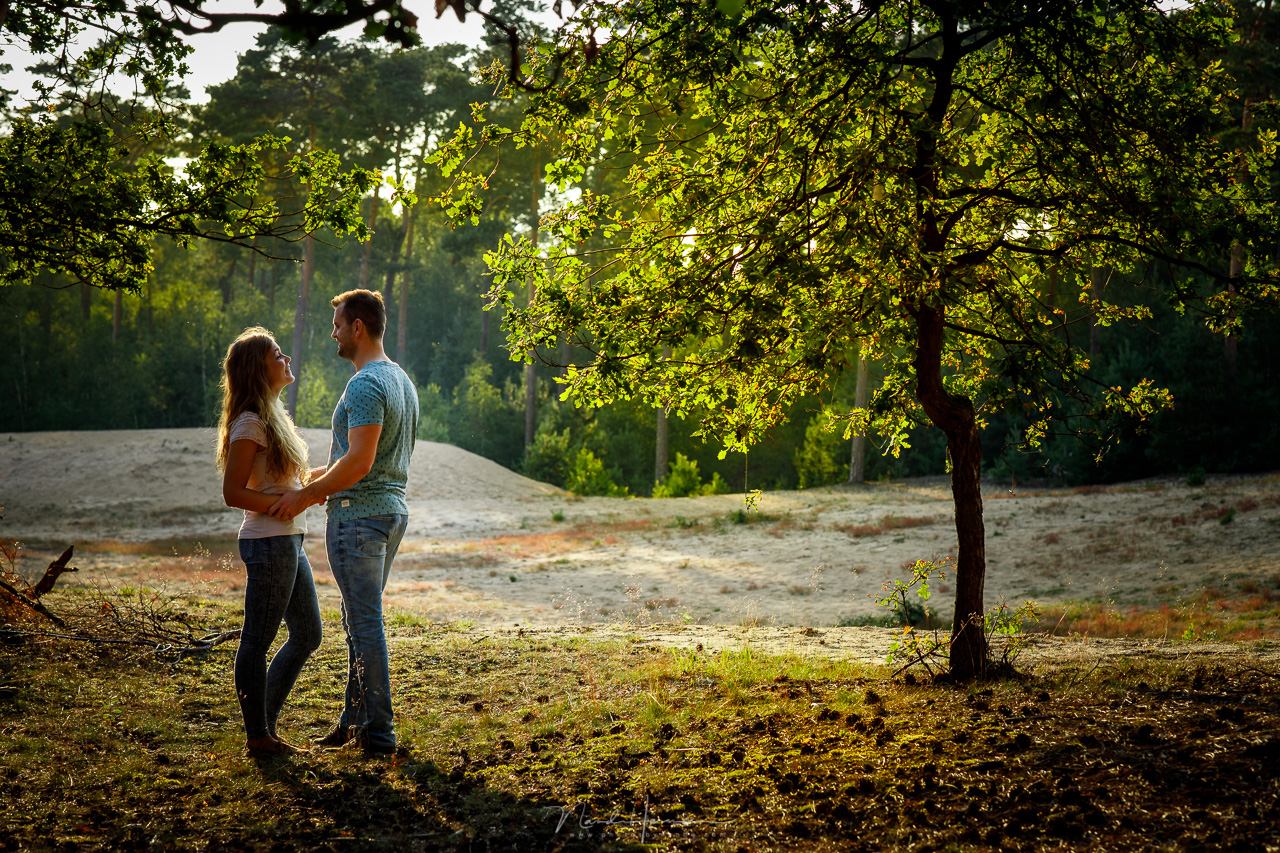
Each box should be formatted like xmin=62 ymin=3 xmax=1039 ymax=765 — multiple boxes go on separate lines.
xmin=836 ymin=514 xmax=935 ymax=538
xmin=727 ymin=509 xmax=780 ymax=525
xmin=1035 ymin=580 xmax=1280 ymax=641
xmin=5 ymin=589 xmax=1280 ymax=852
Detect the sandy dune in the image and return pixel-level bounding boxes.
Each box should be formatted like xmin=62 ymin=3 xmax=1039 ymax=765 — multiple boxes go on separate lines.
xmin=3 ymin=429 xmax=1279 ymax=630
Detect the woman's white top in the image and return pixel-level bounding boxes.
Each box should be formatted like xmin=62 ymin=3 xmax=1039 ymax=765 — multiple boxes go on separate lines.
xmin=228 ymin=411 xmax=307 ymax=539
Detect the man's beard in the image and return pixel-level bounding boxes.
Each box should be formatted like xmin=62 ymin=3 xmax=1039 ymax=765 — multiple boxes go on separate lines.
xmin=336 ymin=339 xmax=355 ymax=359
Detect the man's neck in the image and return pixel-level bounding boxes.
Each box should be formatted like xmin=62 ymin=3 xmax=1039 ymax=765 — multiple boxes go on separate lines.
xmin=351 ymin=342 xmax=390 ymax=371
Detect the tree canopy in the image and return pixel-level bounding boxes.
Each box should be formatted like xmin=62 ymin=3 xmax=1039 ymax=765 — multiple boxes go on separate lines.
xmin=0 ymin=0 xmax=484 ymax=293
xmin=436 ymin=0 xmax=1280 ymax=676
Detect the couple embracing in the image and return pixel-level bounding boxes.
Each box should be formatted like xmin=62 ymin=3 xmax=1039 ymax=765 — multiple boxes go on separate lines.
xmin=215 ymin=289 xmax=418 ymax=759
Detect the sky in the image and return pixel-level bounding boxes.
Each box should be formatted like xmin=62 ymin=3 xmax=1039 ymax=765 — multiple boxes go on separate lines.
xmin=0 ymin=0 xmax=520 ymax=105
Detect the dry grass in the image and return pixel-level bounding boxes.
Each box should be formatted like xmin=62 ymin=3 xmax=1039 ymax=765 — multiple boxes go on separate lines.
xmin=834 ymin=515 xmax=936 ymax=539
xmin=1036 ymin=577 xmax=1280 ymax=642
xmin=3 ymin=587 xmax=1280 ymax=852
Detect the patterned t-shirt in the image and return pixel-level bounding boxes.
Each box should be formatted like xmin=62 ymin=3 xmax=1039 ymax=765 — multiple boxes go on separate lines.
xmin=326 ymin=360 xmax=419 ymax=522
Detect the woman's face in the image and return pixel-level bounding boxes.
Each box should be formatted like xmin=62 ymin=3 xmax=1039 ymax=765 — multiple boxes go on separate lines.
xmin=264 ymin=342 xmax=294 ymax=393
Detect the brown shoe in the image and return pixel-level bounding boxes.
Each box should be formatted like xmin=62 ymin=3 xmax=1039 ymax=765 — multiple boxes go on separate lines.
xmin=246 ymin=735 xmax=299 ymax=759
xmin=315 ymin=724 xmax=354 ymax=749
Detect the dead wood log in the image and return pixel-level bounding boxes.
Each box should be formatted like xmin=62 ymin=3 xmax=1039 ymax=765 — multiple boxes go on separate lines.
xmin=30 ymin=546 xmax=76 ymax=598
xmin=0 ymin=578 xmax=66 ymax=627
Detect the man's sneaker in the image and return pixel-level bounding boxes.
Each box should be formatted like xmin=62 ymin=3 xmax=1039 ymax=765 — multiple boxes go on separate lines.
xmin=342 ymin=727 xmax=408 ymax=760
xmin=315 ymin=724 xmax=355 ymax=749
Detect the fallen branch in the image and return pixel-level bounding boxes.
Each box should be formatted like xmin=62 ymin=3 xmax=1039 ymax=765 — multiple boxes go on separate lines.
xmin=0 ymin=627 xmax=240 ymax=659
xmin=30 ymin=546 xmax=76 ymax=597
xmin=0 ymin=577 xmax=66 ymax=627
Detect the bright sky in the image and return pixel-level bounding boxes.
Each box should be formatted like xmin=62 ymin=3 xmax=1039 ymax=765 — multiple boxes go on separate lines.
xmin=0 ymin=0 xmax=538 ymax=105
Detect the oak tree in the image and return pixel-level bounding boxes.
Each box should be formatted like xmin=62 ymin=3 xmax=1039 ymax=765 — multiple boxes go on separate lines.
xmin=438 ymin=0 xmax=1280 ymax=677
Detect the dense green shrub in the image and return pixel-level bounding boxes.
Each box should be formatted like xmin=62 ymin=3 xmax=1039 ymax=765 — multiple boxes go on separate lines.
xmin=566 ymin=448 xmax=629 ymax=496
xmin=653 ymin=453 xmax=729 ymax=498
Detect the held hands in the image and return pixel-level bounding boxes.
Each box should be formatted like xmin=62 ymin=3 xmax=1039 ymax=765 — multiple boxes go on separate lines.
xmin=268 ymin=488 xmax=313 ymax=521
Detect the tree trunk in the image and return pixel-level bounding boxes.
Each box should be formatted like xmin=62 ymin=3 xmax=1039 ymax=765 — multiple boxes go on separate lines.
xmin=911 ymin=303 xmax=987 ymax=679
xmin=655 ymin=409 xmax=669 ymax=486
xmin=397 ymin=211 xmax=413 ymax=365
xmin=287 ymin=126 xmax=317 ymax=420
xmin=80 ymin=282 xmax=92 ymax=321
xmin=655 ymin=347 xmax=672 ymax=485
xmin=286 ymin=234 xmax=314 ymax=419
xmin=848 ymin=349 xmax=870 ymax=483
xmin=383 ymin=220 xmax=405 ymax=303
xmin=360 ymin=184 xmax=381 ymax=291
xmin=1088 ymin=266 xmax=1107 ymax=362
xmin=247 ymin=243 xmax=257 ymax=299
xmin=15 ymin=317 xmax=27 ymax=429
xmin=524 ymin=356 xmax=537 ymax=451
xmin=220 ymin=254 xmax=238 ymax=310
xmin=559 ymin=338 xmax=571 ymax=380
xmin=1226 ymin=98 xmax=1253 ymax=396
xmin=1227 ymin=243 xmax=1242 ymax=395
xmin=525 ymin=151 xmax=541 ymax=453
xmin=112 ymin=290 xmax=122 ymax=344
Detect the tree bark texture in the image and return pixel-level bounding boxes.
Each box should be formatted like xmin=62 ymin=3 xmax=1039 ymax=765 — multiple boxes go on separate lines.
xmin=911 ymin=304 xmax=987 ymax=679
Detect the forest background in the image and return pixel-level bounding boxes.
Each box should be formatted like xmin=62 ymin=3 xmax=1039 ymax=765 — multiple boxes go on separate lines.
xmin=4 ymin=0 xmax=1278 ymax=495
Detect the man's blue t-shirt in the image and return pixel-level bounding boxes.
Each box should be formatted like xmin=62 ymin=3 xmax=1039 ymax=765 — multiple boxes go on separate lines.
xmin=327 ymin=360 xmax=419 ymax=522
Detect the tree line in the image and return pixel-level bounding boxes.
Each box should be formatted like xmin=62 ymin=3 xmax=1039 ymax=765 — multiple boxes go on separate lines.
xmin=2 ymin=1 xmax=1277 ymax=505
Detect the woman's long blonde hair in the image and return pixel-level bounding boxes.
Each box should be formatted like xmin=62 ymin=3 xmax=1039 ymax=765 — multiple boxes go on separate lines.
xmin=215 ymin=327 xmax=310 ymax=483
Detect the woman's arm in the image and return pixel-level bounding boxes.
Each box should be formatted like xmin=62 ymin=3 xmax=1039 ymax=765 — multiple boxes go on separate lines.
xmin=222 ymin=438 xmax=287 ymax=514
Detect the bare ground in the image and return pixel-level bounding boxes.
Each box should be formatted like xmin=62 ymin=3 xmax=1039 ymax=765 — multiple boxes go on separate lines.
xmin=4 ymin=428 xmax=1280 ymax=661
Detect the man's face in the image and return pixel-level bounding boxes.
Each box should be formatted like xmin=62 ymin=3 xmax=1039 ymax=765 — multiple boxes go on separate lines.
xmin=332 ymin=306 xmax=357 ymax=361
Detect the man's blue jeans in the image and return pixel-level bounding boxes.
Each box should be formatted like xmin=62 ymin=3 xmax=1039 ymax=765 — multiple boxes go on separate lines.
xmin=234 ymin=534 xmax=323 ymax=740
xmin=326 ymin=513 xmax=407 ymax=751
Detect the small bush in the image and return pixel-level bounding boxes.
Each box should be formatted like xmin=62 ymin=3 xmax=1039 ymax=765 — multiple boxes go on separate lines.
xmin=653 ymin=453 xmax=728 ymax=498
xmin=415 ymin=383 xmax=453 ymax=443
xmin=1186 ymin=466 xmax=1206 ymax=487
xmin=566 ymin=448 xmax=629 ymax=497
xmin=522 ymin=426 xmax=573 ymax=487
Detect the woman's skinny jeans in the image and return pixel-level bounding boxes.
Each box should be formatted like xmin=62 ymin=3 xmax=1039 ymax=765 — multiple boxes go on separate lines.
xmin=234 ymin=534 xmax=323 ymax=740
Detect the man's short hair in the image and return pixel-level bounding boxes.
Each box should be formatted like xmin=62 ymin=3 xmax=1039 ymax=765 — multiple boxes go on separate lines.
xmin=332 ymin=289 xmax=386 ymax=339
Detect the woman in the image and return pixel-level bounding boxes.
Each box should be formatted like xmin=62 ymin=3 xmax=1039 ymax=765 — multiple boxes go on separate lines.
xmin=216 ymin=327 xmax=323 ymax=758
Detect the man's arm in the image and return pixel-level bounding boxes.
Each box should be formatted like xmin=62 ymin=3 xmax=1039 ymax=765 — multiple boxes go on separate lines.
xmin=269 ymin=424 xmax=382 ymax=520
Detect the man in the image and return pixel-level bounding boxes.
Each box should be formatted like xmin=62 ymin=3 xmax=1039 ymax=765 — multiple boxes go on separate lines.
xmin=270 ymin=289 xmax=418 ymax=757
